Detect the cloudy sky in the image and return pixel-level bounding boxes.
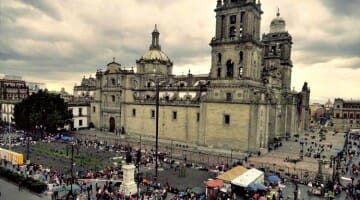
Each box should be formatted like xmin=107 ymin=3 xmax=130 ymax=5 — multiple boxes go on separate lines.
xmin=0 ymin=0 xmax=359 ymax=103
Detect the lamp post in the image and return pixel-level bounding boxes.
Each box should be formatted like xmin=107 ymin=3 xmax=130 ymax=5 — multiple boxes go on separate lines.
xmin=155 ymin=75 xmax=160 ymax=180
xmin=26 ymin=133 xmax=30 ymax=162
xmin=137 ymin=135 xmax=142 ymax=199
xmin=8 ymin=117 xmax=11 ymax=150
xmin=67 ymin=143 xmax=75 ymax=199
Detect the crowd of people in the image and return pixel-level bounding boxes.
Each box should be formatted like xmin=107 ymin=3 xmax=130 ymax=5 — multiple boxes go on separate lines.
xmin=1 ymin=134 xmax=216 ymax=199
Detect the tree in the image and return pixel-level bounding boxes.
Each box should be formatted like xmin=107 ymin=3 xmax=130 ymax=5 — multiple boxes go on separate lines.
xmin=14 ymin=90 xmax=72 ymax=134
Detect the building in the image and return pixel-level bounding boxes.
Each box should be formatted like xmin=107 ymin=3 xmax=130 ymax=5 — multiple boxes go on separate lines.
xmin=333 ymin=98 xmax=360 ymax=131
xmin=27 ymin=82 xmax=46 ymax=95
xmin=50 ymin=88 xmax=73 ymax=103
xmin=73 ymin=76 xmax=96 ymax=99
xmin=81 ymin=1 xmax=310 ymax=153
xmin=0 ymin=79 xmax=29 ymax=123
xmin=68 ymin=100 xmax=90 ymax=131
xmin=64 ymin=76 xmax=97 ymax=131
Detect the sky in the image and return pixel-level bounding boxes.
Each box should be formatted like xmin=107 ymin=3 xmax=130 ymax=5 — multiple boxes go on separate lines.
xmin=0 ymin=0 xmax=359 ymax=103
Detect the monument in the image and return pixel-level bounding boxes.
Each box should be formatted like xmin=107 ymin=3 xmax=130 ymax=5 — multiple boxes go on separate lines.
xmin=119 ymin=164 xmax=137 ymax=196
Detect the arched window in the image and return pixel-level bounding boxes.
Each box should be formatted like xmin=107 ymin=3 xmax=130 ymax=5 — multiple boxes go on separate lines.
xmin=217 ymin=68 xmax=221 ymax=78
xmin=111 ymin=78 xmax=116 ymax=85
xmin=239 ymin=51 xmax=244 ymax=63
xmin=226 ymin=60 xmax=234 ymax=78
xmin=217 ymin=53 xmax=222 ymax=64
xmin=229 ymin=26 xmax=236 ymax=38
xmin=239 ymin=66 xmax=243 ymax=78
xmin=239 ymin=25 xmax=243 ymax=37
xmin=230 ymin=15 xmax=236 ymax=24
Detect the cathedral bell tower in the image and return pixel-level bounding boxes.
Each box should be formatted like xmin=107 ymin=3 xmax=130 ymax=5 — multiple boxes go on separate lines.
xmin=262 ymin=9 xmax=293 ymax=90
xmin=210 ymin=0 xmax=263 ymax=81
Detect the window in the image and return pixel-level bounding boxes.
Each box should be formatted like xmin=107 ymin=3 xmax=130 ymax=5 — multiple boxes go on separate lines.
xmin=239 ymin=66 xmax=243 ymax=78
xmin=217 ymin=53 xmax=222 ymax=64
xmin=239 ymin=51 xmax=244 ymax=63
xmin=240 ymin=12 xmax=245 ymax=23
xmin=357 ymin=114 xmax=360 ymax=119
xmin=79 ymin=108 xmax=83 ymax=116
xmin=229 ymin=26 xmax=236 ymax=38
xmin=226 ymin=93 xmax=232 ymax=101
xmin=132 ymin=109 xmax=136 ymax=117
xmin=197 ymin=112 xmax=200 ymax=122
xmin=230 ymin=15 xmax=236 ymax=24
xmin=224 ymin=114 xmax=230 ymax=125
xmin=79 ymin=120 xmax=83 ymax=126
xmin=93 ymin=106 xmax=96 ymax=113
xmin=343 ymin=113 xmax=348 ymax=118
xmin=173 ymin=111 xmax=177 ymax=120
xmin=217 ymin=68 xmax=221 ymax=78
xmin=350 ymin=113 xmax=354 ymax=118
xmin=111 ymin=78 xmax=116 ymax=85
xmin=350 ymin=120 xmax=353 ymax=124
xmin=335 ymin=113 xmax=340 ymax=118
xmin=226 ymin=60 xmax=234 ymax=78
xmin=151 ymin=110 xmax=155 ymax=118
xmin=271 ymin=46 xmax=276 ymax=55
xmin=147 ymin=82 xmax=151 ymax=87
xmin=112 ymin=95 xmax=116 ymax=102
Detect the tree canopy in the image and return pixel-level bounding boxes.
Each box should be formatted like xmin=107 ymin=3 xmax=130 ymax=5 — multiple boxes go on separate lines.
xmin=14 ymin=90 xmax=73 ymax=133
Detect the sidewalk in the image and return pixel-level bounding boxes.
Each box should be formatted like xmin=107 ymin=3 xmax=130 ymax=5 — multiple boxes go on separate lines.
xmin=75 ymin=129 xmax=248 ymax=165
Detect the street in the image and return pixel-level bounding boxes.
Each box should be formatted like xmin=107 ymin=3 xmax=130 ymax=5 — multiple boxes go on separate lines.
xmin=0 ymin=178 xmax=50 ymax=200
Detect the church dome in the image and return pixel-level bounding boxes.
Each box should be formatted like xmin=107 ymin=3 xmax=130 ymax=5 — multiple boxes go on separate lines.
xmin=141 ymin=49 xmax=170 ymax=62
xmin=270 ymin=10 xmax=286 ymax=33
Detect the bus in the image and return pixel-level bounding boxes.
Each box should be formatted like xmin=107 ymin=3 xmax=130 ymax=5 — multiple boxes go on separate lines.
xmin=0 ymin=148 xmax=24 ymax=165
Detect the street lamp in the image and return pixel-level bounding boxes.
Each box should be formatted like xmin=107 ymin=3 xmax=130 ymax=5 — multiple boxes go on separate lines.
xmin=67 ymin=142 xmax=76 ymax=199
xmin=154 ymin=75 xmax=160 ymax=180
xmin=137 ymin=135 xmax=142 ymax=199
xmin=26 ymin=133 xmax=30 ymax=163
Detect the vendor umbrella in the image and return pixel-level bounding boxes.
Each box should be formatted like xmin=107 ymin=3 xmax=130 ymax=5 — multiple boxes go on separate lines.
xmin=247 ymin=183 xmax=258 ymax=191
xmin=247 ymin=183 xmax=267 ymax=191
xmin=191 ymin=186 xmax=205 ymax=195
xmin=52 ymin=187 xmax=65 ymax=193
xmin=64 ymin=184 xmax=81 ymax=192
xmin=267 ymin=175 xmax=281 ymax=183
xmin=254 ymin=183 xmax=267 ymax=191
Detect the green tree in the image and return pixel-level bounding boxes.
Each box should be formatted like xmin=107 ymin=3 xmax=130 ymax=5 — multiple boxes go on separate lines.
xmin=14 ymin=90 xmax=72 ymax=134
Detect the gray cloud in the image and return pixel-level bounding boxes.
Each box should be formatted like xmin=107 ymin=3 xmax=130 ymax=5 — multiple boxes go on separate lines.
xmin=321 ymin=0 xmax=360 ymax=17
xmin=0 ymin=0 xmax=359 ymax=102
xmin=15 ymin=0 xmax=62 ymax=20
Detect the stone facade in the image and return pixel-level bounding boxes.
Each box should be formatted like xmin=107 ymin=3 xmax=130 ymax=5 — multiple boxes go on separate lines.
xmin=0 ymin=79 xmax=29 ymax=124
xmin=333 ymin=98 xmax=360 ymax=131
xmin=82 ymin=1 xmax=310 ymax=153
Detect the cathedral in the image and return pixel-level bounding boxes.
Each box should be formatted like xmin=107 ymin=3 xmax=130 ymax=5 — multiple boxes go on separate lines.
xmin=83 ymin=0 xmax=310 ymax=153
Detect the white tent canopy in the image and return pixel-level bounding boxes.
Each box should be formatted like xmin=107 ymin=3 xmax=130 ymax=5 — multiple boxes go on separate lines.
xmin=231 ymin=168 xmax=264 ymax=187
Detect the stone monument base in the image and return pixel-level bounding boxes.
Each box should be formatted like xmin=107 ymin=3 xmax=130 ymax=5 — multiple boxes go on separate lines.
xmin=119 ymin=164 xmax=137 ymax=196
xmin=120 ymin=182 xmax=137 ymax=196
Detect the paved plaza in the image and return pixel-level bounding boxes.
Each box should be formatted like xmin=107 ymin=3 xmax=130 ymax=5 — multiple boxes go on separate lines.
xmin=247 ymin=130 xmax=346 ymax=180
xmin=0 ymin=178 xmax=49 ymax=200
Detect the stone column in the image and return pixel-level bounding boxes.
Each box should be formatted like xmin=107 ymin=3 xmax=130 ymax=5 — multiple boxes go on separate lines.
xmin=119 ymin=164 xmax=137 ymax=196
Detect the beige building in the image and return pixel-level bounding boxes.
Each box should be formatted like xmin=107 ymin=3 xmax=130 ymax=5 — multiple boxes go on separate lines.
xmin=84 ymin=1 xmax=310 ymax=153
xmin=333 ymin=98 xmax=360 ymax=131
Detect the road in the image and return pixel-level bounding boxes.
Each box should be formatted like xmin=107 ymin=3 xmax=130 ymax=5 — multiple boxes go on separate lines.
xmin=0 ymin=178 xmax=50 ymax=200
